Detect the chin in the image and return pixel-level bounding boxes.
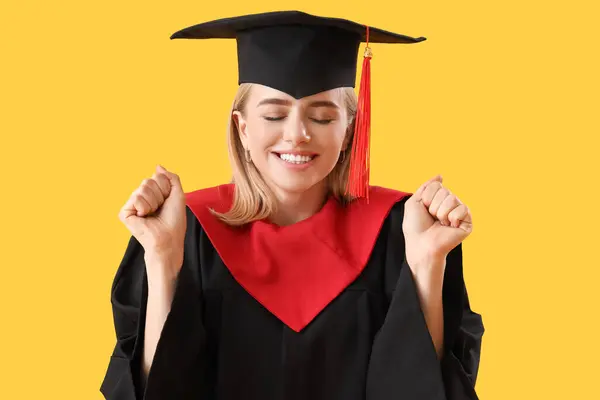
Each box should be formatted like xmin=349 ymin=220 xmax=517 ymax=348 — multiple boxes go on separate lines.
xmin=273 ymin=179 xmax=317 ymax=194
xmin=269 ymin=175 xmax=324 ymax=195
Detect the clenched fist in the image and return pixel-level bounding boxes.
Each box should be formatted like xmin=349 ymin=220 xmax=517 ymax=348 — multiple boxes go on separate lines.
xmin=118 ymin=165 xmax=187 ymax=277
xmin=403 ymin=174 xmax=473 ymax=270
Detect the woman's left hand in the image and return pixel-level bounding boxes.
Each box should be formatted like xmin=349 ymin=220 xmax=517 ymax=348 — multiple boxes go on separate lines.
xmin=402 ymin=175 xmax=473 ymax=271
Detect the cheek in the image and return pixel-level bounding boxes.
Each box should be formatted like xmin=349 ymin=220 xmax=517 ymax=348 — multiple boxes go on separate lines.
xmin=246 ymin=119 xmax=280 ymax=151
xmin=313 ymin=126 xmax=347 ymax=167
xmin=317 ymin=125 xmax=346 ymax=152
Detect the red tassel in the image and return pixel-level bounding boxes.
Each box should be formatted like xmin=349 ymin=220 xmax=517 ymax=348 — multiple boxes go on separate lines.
xmin=346 ymin=26 xmax=372 ymax=201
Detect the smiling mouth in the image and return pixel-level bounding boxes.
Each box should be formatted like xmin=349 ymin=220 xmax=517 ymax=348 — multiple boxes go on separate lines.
xmin=273 ymin=152 xmax=318 ymax=165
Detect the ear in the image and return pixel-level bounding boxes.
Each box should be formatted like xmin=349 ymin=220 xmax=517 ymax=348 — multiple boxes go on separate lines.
xmin=232 ymin=110 xmax=249 ymax=148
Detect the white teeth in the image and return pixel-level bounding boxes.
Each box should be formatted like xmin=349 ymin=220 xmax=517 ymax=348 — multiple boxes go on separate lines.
xmin=278 ymin=153 xmax=314 ymax=164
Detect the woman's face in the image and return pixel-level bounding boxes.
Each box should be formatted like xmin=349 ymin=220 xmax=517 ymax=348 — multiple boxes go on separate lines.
xmin=233 ymin=84 xmax=350 ymax=196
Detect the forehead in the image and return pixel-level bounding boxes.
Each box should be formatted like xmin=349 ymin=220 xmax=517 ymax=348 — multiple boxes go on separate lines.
xmin=249 ymin=84 xmax=344 ymax=106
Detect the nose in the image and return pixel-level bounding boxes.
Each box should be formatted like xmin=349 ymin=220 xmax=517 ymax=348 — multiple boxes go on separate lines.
xmin=282 ymin=112 xmax=311 ymax=146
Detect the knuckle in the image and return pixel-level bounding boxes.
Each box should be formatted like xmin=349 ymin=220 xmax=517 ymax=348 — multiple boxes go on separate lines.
xmin=133 ymin=193 xmax=146 ymax=206
xmin=140 ymin=185 xmax=153 ymax=196
xmin=158 ymin=173 xmax=169 ymax=184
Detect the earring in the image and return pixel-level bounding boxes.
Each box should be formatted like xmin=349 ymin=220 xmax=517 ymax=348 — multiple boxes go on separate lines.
xmin=244 ymin=148 xmax=252 ymax=163
xmin=338 ymin=151 xmax=346 ymax=164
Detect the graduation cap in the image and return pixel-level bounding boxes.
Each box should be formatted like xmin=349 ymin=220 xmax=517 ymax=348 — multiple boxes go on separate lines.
xmin=170 ymin=11 xmax=426 ymax=199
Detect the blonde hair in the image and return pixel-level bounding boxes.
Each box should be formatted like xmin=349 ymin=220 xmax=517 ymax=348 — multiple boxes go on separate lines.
xmin=211 ymin=83 xmax=358 ymax=226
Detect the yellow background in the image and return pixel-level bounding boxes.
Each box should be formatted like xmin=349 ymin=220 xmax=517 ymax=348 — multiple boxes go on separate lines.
xmin=1 ymin=0 xmax=598 ymax=398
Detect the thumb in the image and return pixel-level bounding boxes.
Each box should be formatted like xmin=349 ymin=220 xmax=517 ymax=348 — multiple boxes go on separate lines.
xmin=119 ymin=198 xmax=150 ymax=239
xmin=411 ymin=174 xmax=443 ymax=203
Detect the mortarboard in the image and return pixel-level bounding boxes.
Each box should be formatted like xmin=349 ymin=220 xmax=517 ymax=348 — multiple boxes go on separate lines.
xmin=170 ymin=10 xmax=426 ymax=199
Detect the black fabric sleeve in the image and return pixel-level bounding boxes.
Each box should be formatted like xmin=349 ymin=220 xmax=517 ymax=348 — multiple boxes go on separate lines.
xmin=99 ymin=206 xmax=210 ymax=400
xmin=366 ymin=198 xmax=485 ymax=400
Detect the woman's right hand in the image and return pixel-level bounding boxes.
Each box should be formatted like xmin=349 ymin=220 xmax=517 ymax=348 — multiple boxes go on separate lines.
xmin=118 ymin=165 xmax=187 ymax=279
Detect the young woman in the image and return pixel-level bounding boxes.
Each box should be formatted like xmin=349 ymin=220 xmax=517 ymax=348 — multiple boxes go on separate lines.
xmin=100 ymin=11 xmax=484 ymax=400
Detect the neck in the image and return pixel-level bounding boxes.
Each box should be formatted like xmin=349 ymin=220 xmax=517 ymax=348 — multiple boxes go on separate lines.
xmin=268 ymin=181 xmax=329 ymax=226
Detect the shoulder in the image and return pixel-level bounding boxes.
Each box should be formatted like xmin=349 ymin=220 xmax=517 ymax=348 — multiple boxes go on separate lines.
xmin=181 ymin=183 xmax=235 ymax=244
xmin=185 ymin=183 xmax=234 ymax=213
xmin=349 ymin=185 xmax=413 ymax=221
xmin=367 ymin=185 xmax=413 ymax=204
xmin=332 ymin=186 xmax=412 ymax=251
xmin=376 ymin=186 xmax=412 ymax=220
xmin=353 ymin=186 xmax=413 ymax=241
xmin=370 ymin=185 xmax=412 ymax=199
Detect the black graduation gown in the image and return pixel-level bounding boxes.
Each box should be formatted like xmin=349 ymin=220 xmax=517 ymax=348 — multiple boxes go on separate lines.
xmin=100 ymin=188 xmax=484 ymax=400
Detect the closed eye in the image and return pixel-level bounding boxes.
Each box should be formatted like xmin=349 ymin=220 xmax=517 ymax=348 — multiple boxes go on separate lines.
xmin=310 ymin=118 xmax=334 ymax=125
xmin=263 ymin=116 xmax=334 ymax=124
xmin=264 ymin=116 xmax=285 ymax=121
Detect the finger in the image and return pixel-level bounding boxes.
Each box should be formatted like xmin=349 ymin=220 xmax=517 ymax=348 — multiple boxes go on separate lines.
xmin=156 ymin=165 xmax=183 ymax=192
xmin=144 ymin=178 xmax=166 ymax=207
xmin=436 ymin=194 xmax=461 ymax=226
xmin=412 ymin=174 xmax=443 ymax=202
xmin=448 ymin=204 xmax=471 ymax=229
xmin=429 ymin=188 xmax=451 ymax=224
xmin=132 ymin=188 xmax=154 ymax=216
xmin=118 ymin=200 xmax=145 ymax=237
xmin=421 ymin=181 xmax=444 ymax=208
xmin=138 ymin=182 xmax=161 ymax=212
xmin=119 ymin=196 xmax=139 ymax=221
xmin=151 ymin=172 xmax=171 ymax=199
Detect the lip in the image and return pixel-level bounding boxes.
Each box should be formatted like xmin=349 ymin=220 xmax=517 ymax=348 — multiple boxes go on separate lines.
xmin=271 ymin=150 xmax=319 ymax=157
xmin=271 ymin=152 xmax=318 ymax=170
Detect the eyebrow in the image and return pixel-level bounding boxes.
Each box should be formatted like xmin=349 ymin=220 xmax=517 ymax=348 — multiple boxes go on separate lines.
xmin=257 ymin=98 xmax=340 ymax=109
